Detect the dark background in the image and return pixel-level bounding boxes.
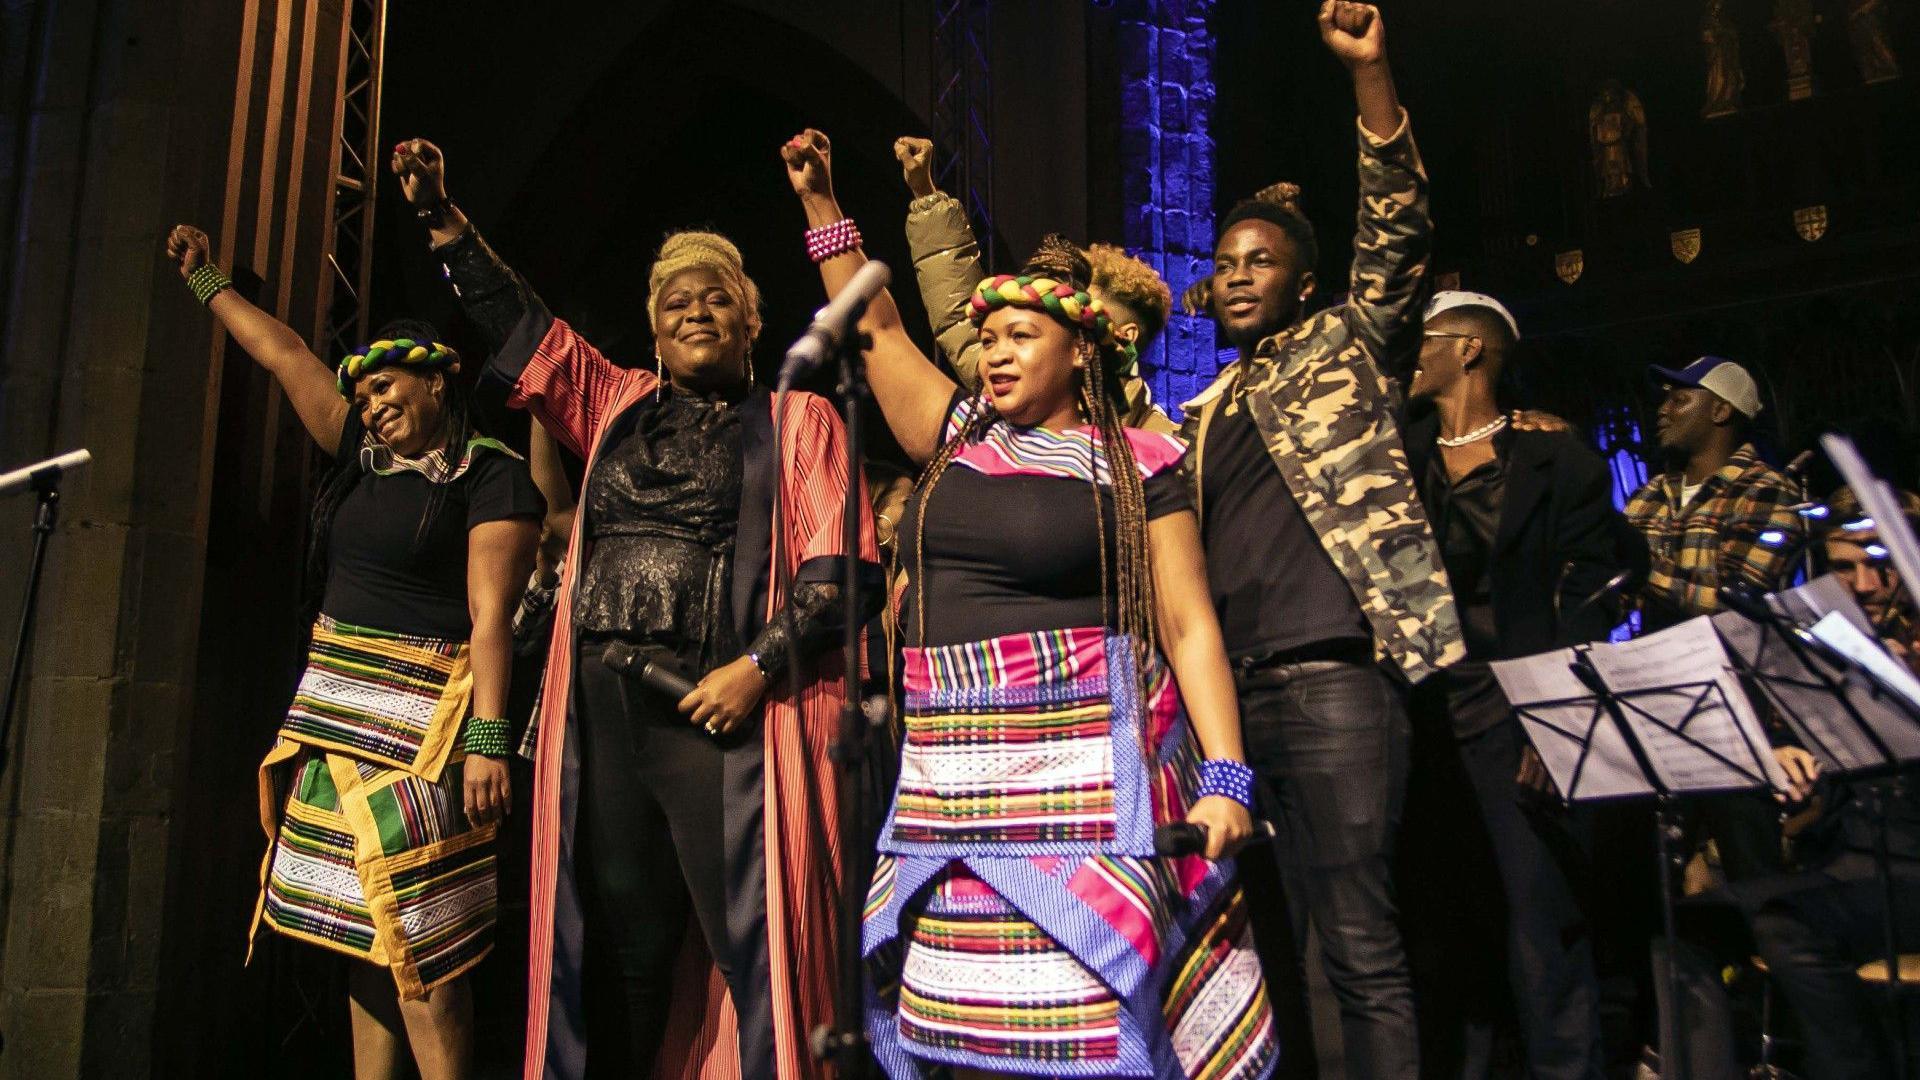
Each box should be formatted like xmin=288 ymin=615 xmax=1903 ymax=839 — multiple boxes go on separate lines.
xmin=160 ymin=1 xmax=1920 ymax=1075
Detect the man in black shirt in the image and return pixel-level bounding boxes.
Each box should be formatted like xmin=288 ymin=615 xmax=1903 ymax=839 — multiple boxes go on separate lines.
xmin=1400 ymin=291 xmax=1644 ymax=1080
xmin=1179 ymin=8 xmax=1459 ymax=1078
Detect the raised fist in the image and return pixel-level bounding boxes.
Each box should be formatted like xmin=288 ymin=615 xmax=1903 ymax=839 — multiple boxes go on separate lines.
xmin=781 ymin=129 xmax=834 ymax=200
xmin=164 ymin=225 xmax=212 ymax=280
xmin=894 ymin=136 xmax=936 ymax=198
xmin=389 ymin=137 xmax=448 ymax=209
xmin=1318 ymin=1 xmax=1386 ymax=68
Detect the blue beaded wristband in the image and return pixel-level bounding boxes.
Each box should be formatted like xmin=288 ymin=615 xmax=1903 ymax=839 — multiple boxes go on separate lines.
xmin=1197 ymin=758 xmax=1256 ymax=810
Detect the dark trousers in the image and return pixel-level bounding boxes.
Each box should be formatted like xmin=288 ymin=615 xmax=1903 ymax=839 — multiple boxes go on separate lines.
xmin=1648 ymin=793 xmax=1784 ymax=1080
xmin=1404 ymin=711 xmax=1606 ymax=1080
xmin=1238 ymin=657 xmax=1419 ymax=1080
xmin=573 ymin=644 xmax=774 ymax=1079
xmin=1740 ymin=854 xmax=1920 ymax=1080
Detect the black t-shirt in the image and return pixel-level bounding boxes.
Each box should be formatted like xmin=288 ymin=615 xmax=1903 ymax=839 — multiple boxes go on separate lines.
xmin=321 ymin=436 xmax=545 ymax=639
xmin=1199 ymin=399 xmax=1370 ymax=661
xmin=1421 ymin=448 xmax=1510 ymax=738
xmin=898 ymin=395 xmax=1191 ymax=647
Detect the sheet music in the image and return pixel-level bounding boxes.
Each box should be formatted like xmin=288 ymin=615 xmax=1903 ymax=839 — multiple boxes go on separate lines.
xmin=1583 ymin=618 xmax=1788 ymax=794
xmin=1809 ymin=612 xmax=1920 ymax=718
xmin=1716 ymin=581 xmax=1920 ymax=771
xmin=1490 ymin=649 xmax=1654 ymax=801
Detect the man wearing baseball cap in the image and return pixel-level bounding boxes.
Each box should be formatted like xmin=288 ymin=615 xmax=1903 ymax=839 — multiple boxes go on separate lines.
xmin=1626 ymin=355 xmax=1804 ymax=631
xmin=1622 ymin=355 xmax=1806 ymax=1079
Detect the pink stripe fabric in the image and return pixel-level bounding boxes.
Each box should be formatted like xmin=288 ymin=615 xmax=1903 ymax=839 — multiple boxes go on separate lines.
xmin=516 ymin=319 xmax=873 ymax=1079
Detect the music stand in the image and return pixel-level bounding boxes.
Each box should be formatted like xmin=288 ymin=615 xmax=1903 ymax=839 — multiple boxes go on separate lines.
xmin=1495 ymin=617 xmax=1787 ymax=1080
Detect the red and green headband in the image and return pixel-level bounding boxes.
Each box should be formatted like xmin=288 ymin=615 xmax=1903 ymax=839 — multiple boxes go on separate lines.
xmin=969 ymin=274 xmax=1136 ymax=374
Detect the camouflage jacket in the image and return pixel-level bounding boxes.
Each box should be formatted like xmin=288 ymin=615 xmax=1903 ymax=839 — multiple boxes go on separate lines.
xmin=903 ymin=192 xmax=1177 ymax=435
xmin=1180 ymin=113 xmax=1463 ymax=684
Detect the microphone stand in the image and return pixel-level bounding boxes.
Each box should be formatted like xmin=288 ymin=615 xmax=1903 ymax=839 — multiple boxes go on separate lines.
xmin=1 ymin=467 xmax=65 ymax=779
xmin=798 ymin=324 xmax=880 ymax=1076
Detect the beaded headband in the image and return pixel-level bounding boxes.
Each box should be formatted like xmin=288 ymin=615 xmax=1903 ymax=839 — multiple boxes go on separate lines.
xmin=336 ymin=338 xmax=461 ymax=397
xmin=969 ymin=274 xmax=1135 ymax=375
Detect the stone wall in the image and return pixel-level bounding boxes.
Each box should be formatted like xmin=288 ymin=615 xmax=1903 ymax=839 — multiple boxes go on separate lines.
xmin=1118 ymin=0 xmax=1220 ymax=419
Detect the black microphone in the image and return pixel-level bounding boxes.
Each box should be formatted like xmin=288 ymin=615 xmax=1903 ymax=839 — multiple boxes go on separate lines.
xmin=1153 ymin=820 xmax=1278 ymax=857
xmin=600 ymin=641 xmax=699 ymax=700
xmin=1569 ymin=569 xmax=1635 ymax=621
xmin=0 ymin=449 xmax=90 ymax=498
xmin=779 ymin=260 xmax=892 ymax=387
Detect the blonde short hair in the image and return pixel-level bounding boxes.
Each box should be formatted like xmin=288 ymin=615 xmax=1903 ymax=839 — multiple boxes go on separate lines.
xmin=646 ymin=230 xmax=763 ymax=341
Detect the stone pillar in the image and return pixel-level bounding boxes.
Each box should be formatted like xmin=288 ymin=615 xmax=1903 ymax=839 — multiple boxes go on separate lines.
xmin=0 ymin=0 xmax=353 ymax=1073
xmin=1118 ymin=0 xmax=1220 ymax=419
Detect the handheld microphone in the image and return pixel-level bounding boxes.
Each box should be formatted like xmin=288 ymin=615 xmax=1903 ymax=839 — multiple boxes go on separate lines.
xmin=1569 ymin=569 xmax=1635 ymax=620
xmin=779 ymin=260 xmax=892 ymax=387
xmin=1783 ymin=449 xmax=1815 ymax=477
xmin=0 ymin=449 xmax=91 ymax=498
xmin=600 ymin=641 xmax=700 ymax=700
xmin=1153 ymin=819 xmax=1278 ymax=857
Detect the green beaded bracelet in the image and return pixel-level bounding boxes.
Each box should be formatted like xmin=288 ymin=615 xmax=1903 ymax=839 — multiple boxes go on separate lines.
xmin=188 ymin=264 xmax=232 ymax=306
xmin=460 ymin=715 xmax=513 ymax=758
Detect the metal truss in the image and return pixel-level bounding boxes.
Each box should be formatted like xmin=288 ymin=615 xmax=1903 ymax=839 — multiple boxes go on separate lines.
xmin=931 ymin=0 xmax=993 ymax=270
xmin=318 ymin=0 xmax=386 ymax=357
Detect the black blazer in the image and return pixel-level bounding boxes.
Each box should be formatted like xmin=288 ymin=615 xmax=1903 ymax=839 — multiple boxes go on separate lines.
xmin=1404 ymin=414 xmax=1651 ymax=658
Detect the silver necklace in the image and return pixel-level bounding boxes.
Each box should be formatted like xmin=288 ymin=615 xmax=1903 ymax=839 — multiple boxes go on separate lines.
xmin=1436 ymin=414 xmax=1510 ymax=448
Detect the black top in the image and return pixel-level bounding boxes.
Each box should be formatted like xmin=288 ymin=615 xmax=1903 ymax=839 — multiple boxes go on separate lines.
xmin=898 ymin=396 xmax=1191 ymax=647
xmin=322 ymin=435 xmax=545 ymax=640
xmin=1199 ymin=400 xmax=1370 ymax=661
xmin=1422 ymin=447 xmax=1510 ymax=738
xmin=574 ymin=386 xmax=745 ymax=666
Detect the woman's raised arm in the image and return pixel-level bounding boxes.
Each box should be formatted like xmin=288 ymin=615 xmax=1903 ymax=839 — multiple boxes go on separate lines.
xmin=165 ymin=225 xmax=349 ymax=454
xmin=781 ymin=129 xmax=957 ymax=464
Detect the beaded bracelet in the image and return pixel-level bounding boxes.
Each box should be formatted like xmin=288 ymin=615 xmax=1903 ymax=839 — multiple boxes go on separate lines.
xmin=188 ymin=264 xmax=233 ymax=306
xmin=805 ymin=218 xmax=862 ymax=262
xmin=460 ymin=715 xmax=513 ymax=758
xmin=1197 ymin=759 xmax=1256 ymax=810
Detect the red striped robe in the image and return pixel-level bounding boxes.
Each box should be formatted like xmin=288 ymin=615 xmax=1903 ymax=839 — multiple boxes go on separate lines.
xmin=508 ymin=318 xmax=875 ymax=1079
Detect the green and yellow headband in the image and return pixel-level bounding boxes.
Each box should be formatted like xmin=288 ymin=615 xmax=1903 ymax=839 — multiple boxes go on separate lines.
xmin=968 ymin=274 xmax=1136 ymax=374
xmin=336 ymin=338 xmax=460 ymax=397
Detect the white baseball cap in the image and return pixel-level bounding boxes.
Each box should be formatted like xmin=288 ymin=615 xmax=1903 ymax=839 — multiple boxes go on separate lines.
xmin=1424 ymin=290 xmax=1521 ymax=341
xmin=1648 ymin=356 xmax=1764 ymax=419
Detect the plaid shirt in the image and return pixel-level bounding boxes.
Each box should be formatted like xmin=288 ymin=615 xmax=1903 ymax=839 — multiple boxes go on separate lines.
xmin=1624 ymin=443 xmax=1805 ymax=622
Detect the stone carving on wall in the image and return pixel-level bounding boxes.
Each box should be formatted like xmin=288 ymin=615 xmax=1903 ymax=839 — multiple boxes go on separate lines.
xmin=1701 ymin=0 xmax=1746 ymax=118
xmin=1589 ymin=81 xmax=1650 ymax=198
xmin=1772 ymin=0 xmax=1818 ymax=100
xmin=1846 ymin=0 xmax=1902 ymax=84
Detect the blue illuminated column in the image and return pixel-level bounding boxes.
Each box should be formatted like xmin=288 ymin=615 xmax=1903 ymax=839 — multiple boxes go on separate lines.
xmin=1117 ymin=0 xmax=1219 ymax=420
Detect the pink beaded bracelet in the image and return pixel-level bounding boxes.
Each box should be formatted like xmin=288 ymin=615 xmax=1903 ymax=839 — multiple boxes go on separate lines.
xmin=805 ymin=218 xmax=862 ymax=262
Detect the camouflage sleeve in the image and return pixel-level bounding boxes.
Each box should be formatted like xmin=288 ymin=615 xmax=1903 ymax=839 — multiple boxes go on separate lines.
xmin=1341 ymin=110 xmax=1431 ymax=382
xmin=904 ymin=192 xmax=987 ymax=389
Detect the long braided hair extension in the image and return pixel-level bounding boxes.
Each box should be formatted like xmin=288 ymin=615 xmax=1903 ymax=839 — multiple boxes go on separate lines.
xmin=906 ymin=330 xmax=1157 ymax=679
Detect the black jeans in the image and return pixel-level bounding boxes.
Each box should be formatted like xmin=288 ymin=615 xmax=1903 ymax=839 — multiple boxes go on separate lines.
xmin=1238 ymin=656 xmax=1418 ymax=1080
xmin=573 ymin=643 xmax=774 ymax=1078
xmin=1404 ymin=712 xmax=1606 ymax=1080
xmin=1739 ymin=854 xmax=1920 ymax=1080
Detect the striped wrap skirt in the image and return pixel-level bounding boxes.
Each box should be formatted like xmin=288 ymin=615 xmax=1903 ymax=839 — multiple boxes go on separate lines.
xmin=863 ymin=627 xmax=1278 ymax=1079
xmin=249 ymin=617 xmax=497 ymax=999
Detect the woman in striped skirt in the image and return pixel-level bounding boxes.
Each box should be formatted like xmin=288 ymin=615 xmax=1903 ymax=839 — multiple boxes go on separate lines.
xmin=784 ymin=133 xmax=1278 ymax=1079
xmin=167 ymin=226 xmax=542 ymax=1079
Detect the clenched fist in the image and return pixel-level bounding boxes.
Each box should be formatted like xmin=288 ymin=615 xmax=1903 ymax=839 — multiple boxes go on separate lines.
xmin=781 ymin=129 xmax=835 ymax=201
xmin=894 ymin=136 xmax=936 ymax=198
xmin=389 ymin=137 xmax=449 ymax=209
xmin=1318 ymin=1 xmax=1387 ymax=68
xmin=164 ymin=224 xmax=212 ymax=279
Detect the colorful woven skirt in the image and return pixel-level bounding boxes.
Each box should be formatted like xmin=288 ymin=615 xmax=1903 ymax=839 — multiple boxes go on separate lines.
xmin=863 ymin=628 xmax=1277 ymax=1079
xmin=250 ymin=618 xmax=496 ymax=999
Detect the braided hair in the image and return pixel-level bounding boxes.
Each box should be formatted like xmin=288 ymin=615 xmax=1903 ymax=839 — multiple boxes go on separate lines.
xmin=908 ymin=237 xmax=1158 ymax=672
